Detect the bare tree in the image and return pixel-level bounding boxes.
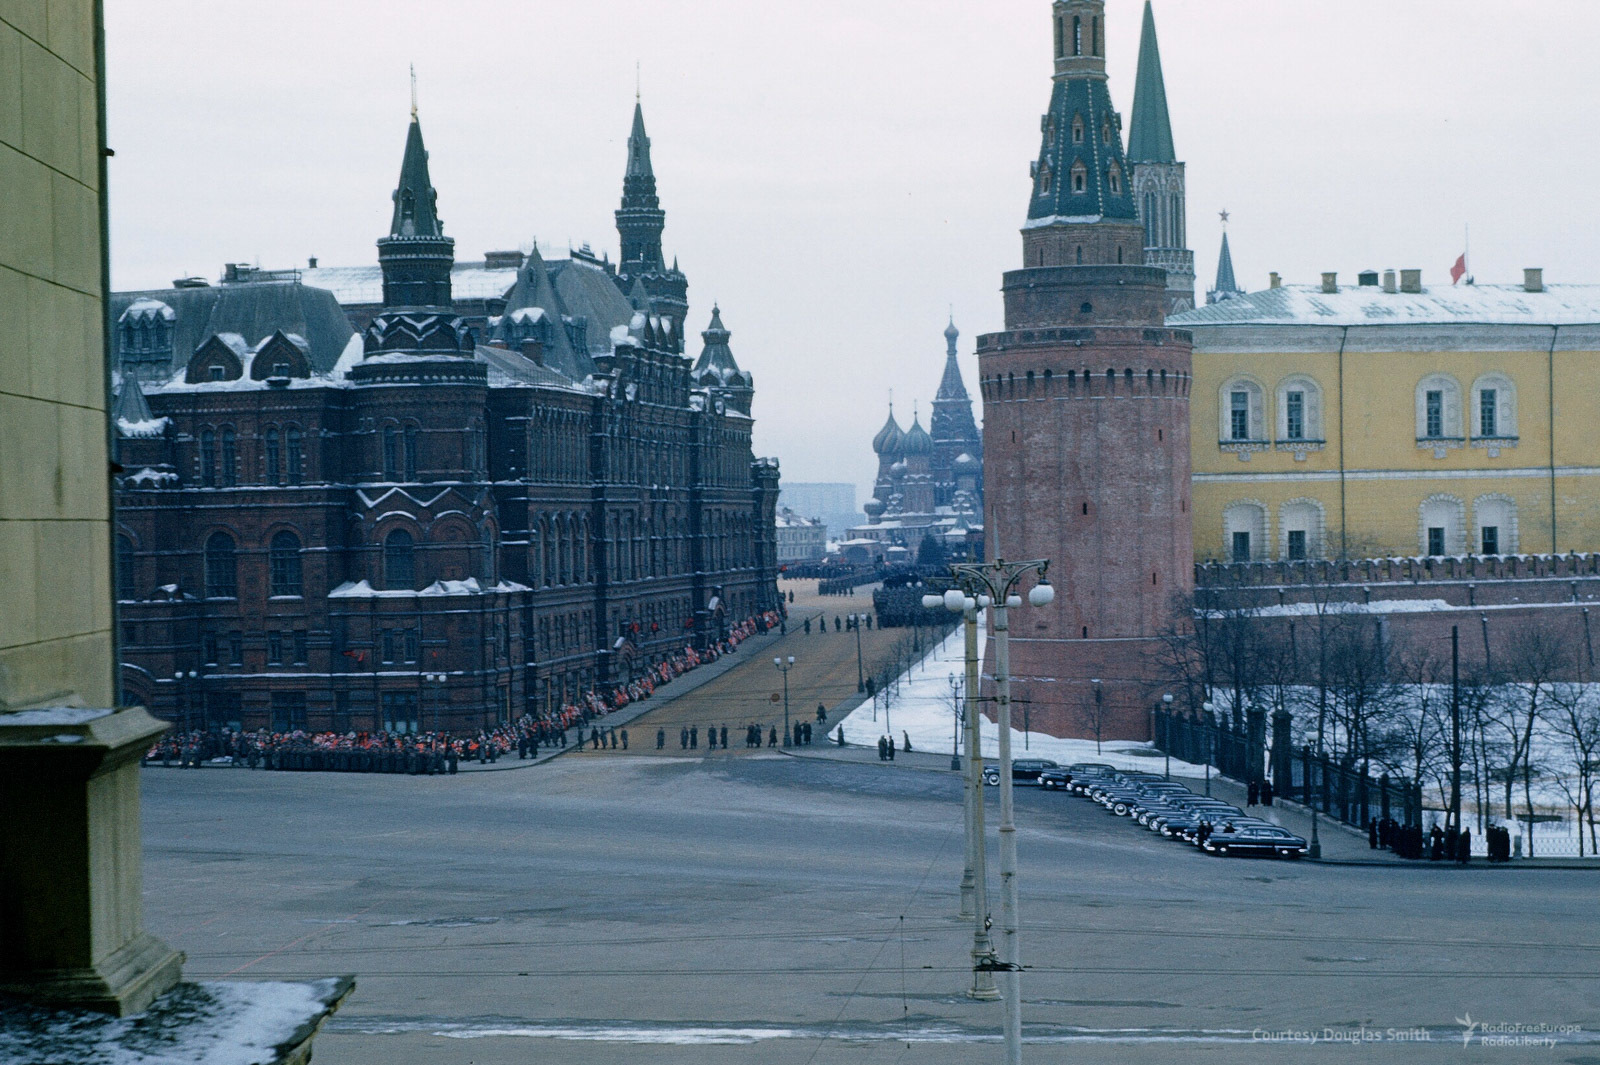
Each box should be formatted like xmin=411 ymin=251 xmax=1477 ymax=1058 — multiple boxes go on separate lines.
xmin=1077 ymin=682 xmax=1110 ymax=755
xmin=1547 ymin=681 xmax=1600 ymax=856
xmin=1386 ymin=639 xmax=1451 ymax=808
xmin=1494 ymin=618 xmax=1572 ymax=857
xmin=1324 ymin=617 xmax=1400 ymax=770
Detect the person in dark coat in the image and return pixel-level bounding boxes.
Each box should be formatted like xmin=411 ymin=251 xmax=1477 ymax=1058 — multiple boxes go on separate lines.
xmin=690 ymin=726 xmax=699 ymax=749
xmin=1246 ymin=780 xmax=1259 ymax=806
xmin=1260 ymin=778 xmax=1274 ymax=806
xmin=620 ymin=729 xmax=629 ymax=751
xmin=1369 ymin=819 xmax=1379 ymax=849
xmin=1458 ymin=828 xmax=1471 ymax=864
xmin=804 ymin=618 xmax=811 ymax=635
xmin=877 ymin=735 xmax=887 ymax=761
xmin=680 ymin=726 xmax=688 ymax=749
xmin=768 ymin=726 xmax=778 ymax=747
xmin=1444 ymin=826 xmax=1460 ymax=862
xmin=1429 ymin=824 xmax=1445 ymax=860
xmin=720 ymin=725 xmax=729 ymax=749
xmin=816 ymin=704 xmax=827 ymax=725
xmin=657 ymin=728 xmax=666 ymax=750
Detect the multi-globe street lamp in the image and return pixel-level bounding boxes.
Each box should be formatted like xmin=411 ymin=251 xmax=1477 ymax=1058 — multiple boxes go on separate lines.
xmin=773 ymin=655 xmax=795 ymax=746
xmin=931 ymin=558 xmax=1053 ymax=1062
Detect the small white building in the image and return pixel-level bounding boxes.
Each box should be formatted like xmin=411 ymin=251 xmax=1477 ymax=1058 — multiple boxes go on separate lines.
xmin=775 ymin=508 xmax=827 ymax=564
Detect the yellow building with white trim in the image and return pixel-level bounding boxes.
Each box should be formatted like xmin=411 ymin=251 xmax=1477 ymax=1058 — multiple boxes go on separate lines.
xmin=1173 ymin=268 xmax=1600 ymax=563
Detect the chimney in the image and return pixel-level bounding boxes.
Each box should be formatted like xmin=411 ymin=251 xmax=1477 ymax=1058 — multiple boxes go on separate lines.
xmin=520 ymin=338 xmax=545 ymax=366
xmin=1358 ymin=270 xmax=1379 ymax=287
xmin=1320 ymin=272 xmax=1338 ymax=294
xmin=1382 ymin=270 xmax=1397 ymax=293
xmin=1268 ymin=272 xmax=1281 ymax=290
xmin=307 ymin=256 xmax=318 ymax=269
xmin=1524 ymin=268 xmax=1544 ymax=293
xmin=1400 ymin=269 xmax=1422 ymax=293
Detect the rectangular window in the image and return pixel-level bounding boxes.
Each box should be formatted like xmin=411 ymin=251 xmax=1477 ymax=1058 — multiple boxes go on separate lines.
xmin=1231 ymin=531 xmax=1251 ymax=563
xmin=1481 ymin=525 xmax=1500 ymax=556
xmin=382 ymin=692 xmax=419 ymax=734
xmin=293 ymin=631 xmax=308 ymax=665
xmin=1427 ymin=526 xmax=1446 ymax=557
xmin=202 ymin=631 xmax=219 ymax=665
xmin=1285 ymin=391 xmax=1305 ymax=440
xmin=229 ymin=631 xmax=243 ymax=666
xmin=286 ymin=430 xmax=303 ymax=484
xmin=381 ymin=629 xmax=396 ymax=664
xmin=383 ymin=428 xmax=399 ymax=480
xmin=1286 ymin=530 xmax=1307 ymax=561
xmin=270 ymin=691 xmax=307 ymax=733
xmin=1479 ymin=389 xmax=1497 ymax=437
xmin=1425 ymin=390 xmax=1444 ymax=438
xmin=1230 ymin=391 xmax=1250 ymax=441
xmin=404 ymin=628 xmax=419 ymax=664
xmin=267 ymin=631 xmax=284 ymax=665
xmin=333 ymin=691 xmax=351 ymax=733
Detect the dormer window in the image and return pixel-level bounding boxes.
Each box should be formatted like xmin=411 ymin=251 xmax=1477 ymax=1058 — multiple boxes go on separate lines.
xmin=1071 ymin=115 xmax=1084 ymax=144
xmin=1107 ymin=163 xmax=1122 ymax=195
xmin=1070 ymin=162 xmax=1087 ymax=194
xmin=1036 ymin=162 xmax=1052 ymax=193
xmin=272 ymin=362 xmax=289 ymax=377
xmin=209 ymin=365 xmax=226 ymax=380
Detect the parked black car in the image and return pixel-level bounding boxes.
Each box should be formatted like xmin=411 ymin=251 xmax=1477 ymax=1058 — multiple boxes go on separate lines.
xmin=1201 ymin=825 xmax=1309 ymax=858
xmin=982 ymin=759 xmax=1059 ymax=786
xmin=1039 ymin=767 xmax=1074 ymax=790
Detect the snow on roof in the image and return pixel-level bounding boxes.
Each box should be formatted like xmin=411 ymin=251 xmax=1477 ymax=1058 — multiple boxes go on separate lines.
xmin=119 ymin=297 xmax=175 ymax=322
xmin=116 ymin=417 xmax=170 ymax=439
xmin=1171 ymin=282 xmax=1600 ymax=328
xmin=329 ymin=578 xmax=532 ymax=599
xmin=296 ymin=262 xmax=522 ymax=305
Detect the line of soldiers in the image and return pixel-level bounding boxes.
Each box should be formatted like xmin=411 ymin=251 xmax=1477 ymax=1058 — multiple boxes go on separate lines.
xmin=802 ymin=613 xmax=874 ymax=635
xmin=1371 ymin=817 xmax=1475 ymax=862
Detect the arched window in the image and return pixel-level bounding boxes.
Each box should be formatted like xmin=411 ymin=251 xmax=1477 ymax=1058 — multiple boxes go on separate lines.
xmin=1473 ymin=494 xmax=1517 ymax=556
xmin=1470 ymin=373 xmax=1517 ymax=440
xmin=1070 ymin=162 xmax=1087 ymax=194
xmin=382 ymin=426 xmax=400 ymax=479
xmin=269 ymin=530 xmax=303 ymax=597
xmin=384 ymin=529 xmax=416 ymax=590
xmin=204 ymin=531 xmax=237 ymax=598
xmin=1218 ymin=376 xmax=1266 ymax=442
xmin=403 ymin=425 xmax=419 ymax=481
xmin=1415 ymin=374 xmax=1463 ymax=441
xmin=1071 ymin=114 xmax=1084 ymax=144
xmin=1222 ymin=502 xmax=1267 ymax=563
xmin=220 ymin=427 xmax=237 ymax=486
xmin=200 ymin=428 xmax=217 ymax=486
xmin=1072 ymin=14 xmax=1081 ymax=55
xmin=1278 ymin=499 xmax=1325 ymax=561
xmin=264 ymin=428 xmax=281 ymax=484
xmin=1106 ymin=163 xmax=1121 ymax=195
xmin=539 ymin=516 xmax=553 ymax=586
xmin=1275 ymin=375 xmax=1324 ymax=442
xmin=1419 ymin=494 xmax=1466 ymax=557
xmin=116 ymin=534 xmax=135 ymax=600
xmin=285 ymin=427 xmax=303 ymax=484
xmin=1143 ymin=192 xmax=1157 ymax=245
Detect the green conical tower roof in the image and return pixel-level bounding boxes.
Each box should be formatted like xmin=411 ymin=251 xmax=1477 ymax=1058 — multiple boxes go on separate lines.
xmin=389 ymin=116 xmax=443 ymax=237
xmin=1127 ymin=1 xmax=1176 ymax=164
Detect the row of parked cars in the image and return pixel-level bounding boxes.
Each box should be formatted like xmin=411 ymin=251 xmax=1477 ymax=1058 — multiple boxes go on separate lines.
xmin=983 ymin=759 xmax=1309 ymax=859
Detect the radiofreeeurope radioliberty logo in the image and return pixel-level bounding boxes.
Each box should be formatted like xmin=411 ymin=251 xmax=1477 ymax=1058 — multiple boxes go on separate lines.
xmin=1453 ymin=1016 xmax=1581 ymax=1050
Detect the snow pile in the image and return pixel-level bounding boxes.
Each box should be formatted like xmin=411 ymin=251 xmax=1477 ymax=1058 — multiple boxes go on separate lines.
xmin=837 ymin=622 xmax=1209 ymax=777
xmin=116 ymin=417 xmax=170 ymax=438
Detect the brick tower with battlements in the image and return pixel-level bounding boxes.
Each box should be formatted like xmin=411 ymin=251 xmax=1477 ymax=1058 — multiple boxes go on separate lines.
xmin=978 ymin=0 xmax=1194 ymax=741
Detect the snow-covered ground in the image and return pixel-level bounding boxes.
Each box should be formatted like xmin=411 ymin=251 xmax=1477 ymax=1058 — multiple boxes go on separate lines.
xmin=837 ymin=621 xmax=1209 ymax=778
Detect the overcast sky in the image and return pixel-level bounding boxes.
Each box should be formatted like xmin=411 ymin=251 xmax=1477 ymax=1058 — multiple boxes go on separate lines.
xmin=105 ymin=1 xmax=1600 ymax=508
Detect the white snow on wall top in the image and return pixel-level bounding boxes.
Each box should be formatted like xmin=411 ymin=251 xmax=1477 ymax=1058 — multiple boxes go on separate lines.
xmin=1171 ymin=282 xmax=1600 ymax=328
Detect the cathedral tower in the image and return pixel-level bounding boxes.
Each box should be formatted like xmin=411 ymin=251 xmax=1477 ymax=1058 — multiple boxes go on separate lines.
xmin=930 ymin=318 xmax=982 ymax=508
xmin=615 ymin=100 xmax=688 ymax=336
xmin=978 ymin=0 xmax=1193 ymax=741
xmin=1127 ymin=1 xmax=1195 ymax=314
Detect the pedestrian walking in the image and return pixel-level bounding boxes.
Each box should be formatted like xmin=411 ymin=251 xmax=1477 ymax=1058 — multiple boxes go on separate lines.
xmin=657 ymin=727 xmax=666 ymax=750
xmin=1260 ymin=778 xmax=1273 ymax=806
xmin=903 ymin=730 xmax=912 ymax=753
xmin=1246 ymin=780 xmax=1259 ymax=806
xmin=680 ymin=726 xmax=688 ymax=750
xmin=691 ymin=726 xmax=699 ymax=749
xmin=837 ymin=725 xmax=845 ymax=746
xmin=1369 ymin=820 xmax=1379 ymax=849
xmin=620 ymin=728 xmax=629 ymax=750
xmin=720 ymin=725 xmax=728 ymax=749
xmin=768 ymin=726 xmax=778 ymax=747
xmin=1458 ymin=828 xmax=1471 ymax=864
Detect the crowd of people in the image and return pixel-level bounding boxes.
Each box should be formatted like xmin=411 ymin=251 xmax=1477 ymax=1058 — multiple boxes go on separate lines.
xmin=144 ymin=611 xmax=788 ymax=776
xmin=1370 ymin=818 xmax=1484 ymax=863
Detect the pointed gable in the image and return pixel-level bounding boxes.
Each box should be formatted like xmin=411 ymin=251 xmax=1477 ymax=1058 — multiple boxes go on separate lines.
xmin=184 ymin=333 xmax=248 ymax=384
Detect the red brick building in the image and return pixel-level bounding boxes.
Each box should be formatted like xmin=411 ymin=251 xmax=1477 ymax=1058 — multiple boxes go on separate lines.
xmin=111 ymin=105 xmax=781 ymax=734
xmin=978 ymin=0 xmax=1193 ymax=740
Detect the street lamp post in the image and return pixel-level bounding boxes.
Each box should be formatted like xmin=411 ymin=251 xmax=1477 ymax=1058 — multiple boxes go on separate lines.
xmin=1202 ymin=701 xmax=1213 ymax=797
xmin=945 ymin=559 xmax=1053 ymax=1064
xmin=925 ymin=586 xmax=995 ymax=998
xmin=948 ymin=672 xmax=962 ymax=772
xmin=774 ymin=655 xmax=795 ymax=746
xmin=1161 ymin=693 xmax=1173 ymax=780
xmin=850 ymin=613 xmax=866 ymax=692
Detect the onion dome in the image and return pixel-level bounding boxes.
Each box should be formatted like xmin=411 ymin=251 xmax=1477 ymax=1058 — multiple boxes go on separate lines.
xmin=954 ymin=451 xmax=978 ymax=469
xmin=902 ymin=415 xmax=933 ymax=456
xmin=863 ymin=498 xmax=886 ymax=520
xmin=872 ymin=408 xmax=905 ymax=456
xmin=890 ymin=459 xmax=908 ymax=479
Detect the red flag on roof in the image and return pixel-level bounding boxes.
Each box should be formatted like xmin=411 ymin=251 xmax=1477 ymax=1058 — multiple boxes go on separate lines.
xmin=1450 ymin=254 xmax=1467 ymax=285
